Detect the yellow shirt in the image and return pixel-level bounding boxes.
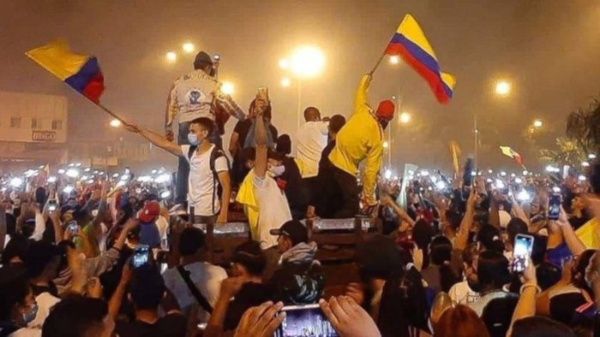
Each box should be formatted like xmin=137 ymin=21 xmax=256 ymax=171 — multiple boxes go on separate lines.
xmin=236 ymin=170 xmax=260 ymax=239
xmin=328 ymin=74 xmax=384 ymax=205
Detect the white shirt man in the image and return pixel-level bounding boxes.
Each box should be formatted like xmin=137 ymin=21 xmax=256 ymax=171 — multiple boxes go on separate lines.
xmin=296 ymin=120 xmax=329 ymax=178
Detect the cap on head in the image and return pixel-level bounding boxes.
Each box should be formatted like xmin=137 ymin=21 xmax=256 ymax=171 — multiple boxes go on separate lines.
xmin=376 ymin=100 xmax=395 ymax=120
xmin=139 ymin=201 xmax=160 ymax=223
xmin=194 ymin=51 xmax=214 ymax=70
xmin=270 ymin=220 xmax=308 ymax=246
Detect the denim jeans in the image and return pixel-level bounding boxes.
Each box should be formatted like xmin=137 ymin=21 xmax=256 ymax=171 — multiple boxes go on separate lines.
xmin=175 ymin=120 xmax=223 ymax=205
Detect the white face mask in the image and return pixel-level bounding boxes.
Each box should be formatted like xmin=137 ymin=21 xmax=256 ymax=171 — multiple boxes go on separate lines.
xmin=187 ymin=133 xmax=200 ymax=146
xmin=268 ymin=165 xmax=285 ymax=177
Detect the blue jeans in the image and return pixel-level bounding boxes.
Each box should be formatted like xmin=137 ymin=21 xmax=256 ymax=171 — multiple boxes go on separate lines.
xmin=175 ymin=121 xmax=222 ymax=205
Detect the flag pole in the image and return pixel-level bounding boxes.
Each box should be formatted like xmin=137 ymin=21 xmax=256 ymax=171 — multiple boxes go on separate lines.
xmin=369 ymin=51 xmax=387 ymax=75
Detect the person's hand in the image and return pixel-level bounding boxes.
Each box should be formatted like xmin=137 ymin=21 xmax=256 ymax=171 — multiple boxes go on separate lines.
xmin=254 ymin=98 xmax=267 ymax=116
xmin=220 ymin=277 xmax=247 ymax=299
xmin=165 ymin=129 xmax=174 ymax=142
xmin=521 ymin=258 xmax=537 ymax=285
xmin=467 ymin=188 xmax=480 ymax=209
xmin=234 ymin=301 xmax=284 ymax=337
xmin=87 ymin=277 xmax=103 ymax=299
xmin=216 ymin=211 xmax=228 ymax=225
xmin=345 ymin=282 xmax=366 ymax=306
xmin=319 ymin=296 xmax=381 ymax=337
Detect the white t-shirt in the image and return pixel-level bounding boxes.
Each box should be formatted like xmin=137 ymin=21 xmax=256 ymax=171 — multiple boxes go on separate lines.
xmin=29 ymin=292 xmax=60 ymax=329
xmin=253 ymin=175 xmax=292 ymax=249
xmin=162 ymin=262 xmax=227 ymax=323
xmin=295 ymin=121 xmax=329 ymax=178
xmin=181 ymin=145 xmax=228 ymax=216
xmin=448 ymin=280 xmax=481 ymax=305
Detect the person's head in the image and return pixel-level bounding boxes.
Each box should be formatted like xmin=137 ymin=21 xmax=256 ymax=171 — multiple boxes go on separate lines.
xmin=0 ymin=266 xmax=37 ymax=327
xmin=193 ymin=51 xmax=215 ymax=75
xmin=187 ymin=117 xmax=214 ymax=146
xmin=430 ymin=236 xmax=453 ymax=265
xmin=375 ymin=99 xmax=395 ymax=129
xmin=267 ymin=150 xmax=286 ymax=178
xmin=478 ymin=225 xmax=505 ymax=253
xmin=511 ymin=316 xmax=576 ymax=337
xmin=241 ymin=147 xmax=257 ymax=170
xmin=1 ymin=233 xmax=29 ymax=266
xmin=585 ymin=250 xmax=600 ymax=289
xmin=413 ymin=219 xmax=434 ymax=251
xmin=42 ymin=294 xmax=113 ymax=337
xmin=231 ymin=241 xmax=266 ymax=278
xmin=477 ymin=249 xmax=509 ymax=291
xmin=506 ymin=218 xmax=528 ymax=248
xmin=138 ymin=200 xmax=160 ymax=224
xmin=24 ymin=240 xmax=62 ymax=281
xmin=355 ymin=235 xmax=404 ymax=285
xmin=536 ymin=262 xmax=562 ymax=291
xmin=462 ymin=244 xmax=479 ymax=282
xmin=328 ymin=114 xmax=346 ymax=139
xmin=178 ymin=227 xmax=206 ymax=258
xmin=275 ymin=134 xmax=292 ymax=156
xmin=129 ymin=266 xmax=166 ymax=311
xmin=303 ymin=107 xmax=321 ymax=122
xmin=571 ymin=249 xmax=595 ymax=292
xmin=248 ymin=98 xmax=272 ymax=120
xmin=434 ymin=305 xmax=490 ymax=337
xmin=571 ymin=194 xmax=586 ymax=213
xmin=270 ymin=220 xmax=309 ymax=254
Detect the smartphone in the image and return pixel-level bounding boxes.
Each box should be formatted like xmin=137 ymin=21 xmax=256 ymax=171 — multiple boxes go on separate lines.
xmin=48 ymin=199 xmax=58 ymax=212
xmin=257 ymin=87 xmax=269 ymax=101
xmin=512 ymin=234 xmax=534 ymax=273
xmin=132 ymin=245 xmax=151 ymax=269
xmin=274 ymin=304 xmax=339 ymax=337
xmin=67 ymin=221 xmax=79 ymax=235
xmin=548 ymin=194 xmax=561 ymax=220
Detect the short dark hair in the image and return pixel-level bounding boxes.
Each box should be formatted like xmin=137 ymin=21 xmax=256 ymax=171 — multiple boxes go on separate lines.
xmin=276 ymin=134 xmax=292 ymax=155
xmin=507 ymin=218 xmax=528 ymax=244
xmin=1 ymin=233 xmax=29 ymax=265
xmin=430 ymin=236 xmax=452 ymax=265
xmin=129 ymin=266 xmax=166 ymax=310
xmin=42 ymin=294 xmax=108 ymax=337
xmin=478 ymin=225 xmax=505 ymax=253
xmin=232 ymin=241 xmax=266 ymax=276
xmin=328 ymin=114 xmax=346 ymax=134
xmin=511 ymin=316 xmax=576 ymax=337
xmin=178 ymin=227 xmax=205 ymax=256
xmin=477 ymin=249 xmax=509 ymax=290
xmin=0 ymin=265 xmax=29 ymax=321
xmin=240 ymin=147 xmax=256 ymax=163
xmin=24 ymin=240 xmax=60 ymax=279
xmin=190 ymin=117 xmax=215 ymax=136
xmin=303 ymin=107 xmax=320 ymax=121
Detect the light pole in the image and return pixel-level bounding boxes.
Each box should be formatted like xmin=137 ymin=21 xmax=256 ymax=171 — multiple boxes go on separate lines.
xmin=279 ymin=45 xmax=325 ymax=130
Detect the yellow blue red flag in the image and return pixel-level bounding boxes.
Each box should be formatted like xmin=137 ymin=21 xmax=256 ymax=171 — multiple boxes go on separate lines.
xmin=26 ymin=40 xmax=104 ymax=103
xmin=385 ymin=14 xmax=455 ymax=104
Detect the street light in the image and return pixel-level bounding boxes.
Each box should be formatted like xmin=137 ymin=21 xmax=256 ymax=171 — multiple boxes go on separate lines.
xmin=281 ymin=77 xmax=291 ymax=87
xmin=289 ymin=45 xmax=325 ymax=78
xmin=399 ymin=112 xmax=411 ymax=124
xmin=495 ymin=80 xmax=511 ymax=97
xmin=110 ymin=119 xmax=122 ymax=128
xmin=279 ymin=58 xmax=289 ymax=70
xmin=221 ymin=81 xmax=235 ymax=95
xmin=182 ymin=42 xmax=195 ymax=54
xmin=533 ymin=119 xmax=543 ymax=128
xmin=389 ymin=55 xmax=400 ymax=65
xmin=165 ymin=51 xmax=177 ymax=63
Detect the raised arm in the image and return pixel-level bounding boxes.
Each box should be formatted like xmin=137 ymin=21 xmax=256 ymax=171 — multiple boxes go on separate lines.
xmin=125 ymin=124 xmax=182 ymax=157
xmin=165 ymin=84 xmax=178 ymax=141
xmin=507 ymin=260 xmax=539 ymax=337
xmin=557 ymin=207 xmax=586 ymax=256
xmin=354 ymin=74 xmax=373 ymax=115
xmin=254 ymin=100 xmax=269 ymax=179
xmin=455 ymin=189 xmax=480 ymax=251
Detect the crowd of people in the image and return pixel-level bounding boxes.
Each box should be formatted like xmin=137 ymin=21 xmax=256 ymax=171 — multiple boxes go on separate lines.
xmin=1 ymin=50 xmax=600 ymax=337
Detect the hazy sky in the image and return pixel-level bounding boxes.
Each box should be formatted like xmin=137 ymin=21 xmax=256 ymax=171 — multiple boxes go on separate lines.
xmin=1 ymin=0 xmax=599 ymax=172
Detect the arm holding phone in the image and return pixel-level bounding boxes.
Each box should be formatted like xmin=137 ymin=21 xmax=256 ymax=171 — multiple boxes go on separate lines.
xmin=556 ymin=206 xmax=586 ymax=256
xmin=455 ymin=189 xmax=479 ymax=251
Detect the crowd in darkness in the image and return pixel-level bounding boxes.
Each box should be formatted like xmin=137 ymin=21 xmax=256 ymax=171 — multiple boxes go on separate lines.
xmin=1 ymin=51 xmax=600 ymax=337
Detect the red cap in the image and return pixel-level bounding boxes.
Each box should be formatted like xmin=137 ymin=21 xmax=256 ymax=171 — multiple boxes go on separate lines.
xmin=139 ymin=201 xmax=160 ymax=223
xmin=376 ymin=100 xmax=395 ymax=120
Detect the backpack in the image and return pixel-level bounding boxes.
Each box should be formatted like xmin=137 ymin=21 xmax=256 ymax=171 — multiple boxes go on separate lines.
xmin=187 ymin=145 xmax=230 ymax=215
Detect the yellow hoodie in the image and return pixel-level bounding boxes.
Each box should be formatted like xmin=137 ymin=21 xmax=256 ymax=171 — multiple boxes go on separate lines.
xmin=328 ymin=74 xmax=384 ymax=206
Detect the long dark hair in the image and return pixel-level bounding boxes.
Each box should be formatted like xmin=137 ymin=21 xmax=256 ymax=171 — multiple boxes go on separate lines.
xmin=430 ymin=236 xmax=460 ymax=292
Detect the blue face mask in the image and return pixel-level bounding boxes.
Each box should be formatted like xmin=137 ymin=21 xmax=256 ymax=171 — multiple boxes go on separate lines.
xmin=187 ymin=133 xmax=200 ymax=146
xmin=22 ymin=303 xmax=38 ymax=326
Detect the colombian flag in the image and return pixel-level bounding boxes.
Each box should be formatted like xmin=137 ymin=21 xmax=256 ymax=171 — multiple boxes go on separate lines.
xmin=26 ymin=40 xmax=104 ymax=103
xmin=499 ymin=146 xmax=525 ymax=168
xmin=386 ymin=14 xmax=455 ymax=104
